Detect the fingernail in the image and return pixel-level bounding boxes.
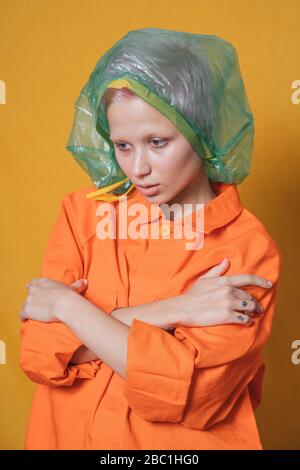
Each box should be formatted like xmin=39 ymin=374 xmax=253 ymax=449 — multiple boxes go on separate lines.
xmin=83 ymin=279 xmax=88 ymax=284
xmin=267 ymin=280 xmax=272 ymax=287
xmin=259 ymin=305 xmax=264 ymax=313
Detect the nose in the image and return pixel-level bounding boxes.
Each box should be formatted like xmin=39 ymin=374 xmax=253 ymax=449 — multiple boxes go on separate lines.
xmin=131 ymin=149 xmax=151 ymax=177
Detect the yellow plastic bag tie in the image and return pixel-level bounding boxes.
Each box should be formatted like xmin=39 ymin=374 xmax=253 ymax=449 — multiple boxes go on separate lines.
xmin=86 ymin=177 xmax=136 ymax=201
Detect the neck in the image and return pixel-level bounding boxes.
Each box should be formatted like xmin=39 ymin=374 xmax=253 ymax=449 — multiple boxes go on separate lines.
xmin=160 ymin=167 xmax=216 ymax=221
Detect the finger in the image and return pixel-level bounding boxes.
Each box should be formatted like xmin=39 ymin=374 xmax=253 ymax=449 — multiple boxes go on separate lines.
xmin=226 ymin=274 xmax=273 ymax=289
xmin=19 ymin=310 xmax=27 ymax=322
xmin=250 ymin=298 xmax=264 ymax=314
xmin=232 ymin=312 xmax=253 ymax=326
xmin=70 ymin=279 xmax=88 ymax=293
xmin=232 ymin=298 xmax=257 ymax=312
xmin=200 ymin=258 xmax=230 ymax=279
xmin=232 ymin=297 xmax=263 ymax=315
xmin=232 ymin=287 xmax=252 ymax=300
xmin=26 ymin=278 xmax=46 ymax=289
xmin=232 ymin=289 xmax=264 ymax=314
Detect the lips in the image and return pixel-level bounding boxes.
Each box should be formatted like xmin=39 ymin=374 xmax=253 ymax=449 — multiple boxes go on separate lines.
xmin=136 ymin=183 xmax=161 ymax=196
xmin=136 ymin=184 xmax=158 ymax=188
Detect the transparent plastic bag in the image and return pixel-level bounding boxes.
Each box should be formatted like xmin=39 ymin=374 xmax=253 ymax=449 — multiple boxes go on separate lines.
xmin=66 ymin=27 xmax=254 ymax=200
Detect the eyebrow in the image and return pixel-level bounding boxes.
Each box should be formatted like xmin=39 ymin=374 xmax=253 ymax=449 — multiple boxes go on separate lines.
xmin=110 ymin=133 xmax=168 ymax=142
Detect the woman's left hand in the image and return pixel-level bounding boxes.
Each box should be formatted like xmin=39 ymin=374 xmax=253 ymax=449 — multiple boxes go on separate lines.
xmin=19 ymin=278 xmax=88 ymax=323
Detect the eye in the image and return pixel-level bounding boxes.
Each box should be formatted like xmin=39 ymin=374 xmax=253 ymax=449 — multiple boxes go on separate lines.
xmin=115 ymin=143 xmax=130 ymax=151
xmin=151 ymin=138 xmax=167 ymax=147
xmin=114 ymin=139 xmax=167 ymax=151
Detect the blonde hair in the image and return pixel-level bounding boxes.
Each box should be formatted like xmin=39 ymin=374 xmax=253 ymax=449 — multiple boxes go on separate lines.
xmin=101 ymin=86 xmax=138 ymax=114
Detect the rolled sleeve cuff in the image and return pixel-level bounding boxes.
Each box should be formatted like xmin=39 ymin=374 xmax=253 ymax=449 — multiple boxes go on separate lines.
xmin=19 ymin=320 xmax=102 ymax=386
xmin=123 ymin=318 xmax=196 ymax=422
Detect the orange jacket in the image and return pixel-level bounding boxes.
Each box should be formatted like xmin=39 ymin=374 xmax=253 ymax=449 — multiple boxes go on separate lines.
xmin=19 ymin=182 xmax=282 ymax=449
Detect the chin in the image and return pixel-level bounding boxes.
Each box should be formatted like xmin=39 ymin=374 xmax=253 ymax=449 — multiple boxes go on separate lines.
xmin=145 ymin=194 xmax=164 ymax=203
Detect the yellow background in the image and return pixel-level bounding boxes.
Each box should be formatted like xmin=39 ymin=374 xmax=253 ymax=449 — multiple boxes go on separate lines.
xmin=0 ymin=0 xmax=299 ymax=450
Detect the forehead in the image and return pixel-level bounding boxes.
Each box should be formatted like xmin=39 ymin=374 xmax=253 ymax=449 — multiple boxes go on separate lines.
xmin=107 ymin=98 xmax=177 ymax=139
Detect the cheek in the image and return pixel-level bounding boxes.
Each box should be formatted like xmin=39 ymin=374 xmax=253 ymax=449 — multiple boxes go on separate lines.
xmin=151 ymin=147 xmax=183 ymax=177
xmin=115 ymin=154 xmax=130 ymax=174
xmin=156 ymin=148 xmax=200 ymax=182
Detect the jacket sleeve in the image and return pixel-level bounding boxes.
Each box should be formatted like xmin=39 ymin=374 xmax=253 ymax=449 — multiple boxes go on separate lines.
xmin=19 ymin=194 xmax=102 ymax=387
xmin=123 ymin=228 xmax=282 ymax=429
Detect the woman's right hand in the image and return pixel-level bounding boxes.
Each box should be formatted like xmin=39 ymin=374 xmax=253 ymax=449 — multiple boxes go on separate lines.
xmin=172 ymin=258 xmax=273 ymax=329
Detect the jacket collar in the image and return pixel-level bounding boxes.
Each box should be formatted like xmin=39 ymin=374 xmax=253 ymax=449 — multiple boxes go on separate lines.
xmin=119 ymin=181 xmax=243 ymax=235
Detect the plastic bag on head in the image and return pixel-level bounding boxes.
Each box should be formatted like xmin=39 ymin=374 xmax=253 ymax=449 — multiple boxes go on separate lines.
xmin=66 ymin=27 xmax=254 ymax=201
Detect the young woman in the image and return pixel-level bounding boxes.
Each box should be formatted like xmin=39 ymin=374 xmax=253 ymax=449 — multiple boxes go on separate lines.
xmin=19 ymin=28 xmax=282 ymax=450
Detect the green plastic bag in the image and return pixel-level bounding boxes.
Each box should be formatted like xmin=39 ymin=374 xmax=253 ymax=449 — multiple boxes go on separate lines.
xmin=66 ymin=27 xmax=254 ymax=199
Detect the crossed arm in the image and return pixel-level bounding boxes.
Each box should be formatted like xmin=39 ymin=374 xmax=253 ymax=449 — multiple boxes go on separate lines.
xmin=19 ymin=194 xmax=179 ymax=385
xmin=53 ymin=291 xmax=179 ymax=379
xmin=69 ymin=297 xmax=177 ymax=366
xmin=19 ymin=280 xmax=181 ymax=385
xmin=19 ymin=193 xmax=282 ymax=429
